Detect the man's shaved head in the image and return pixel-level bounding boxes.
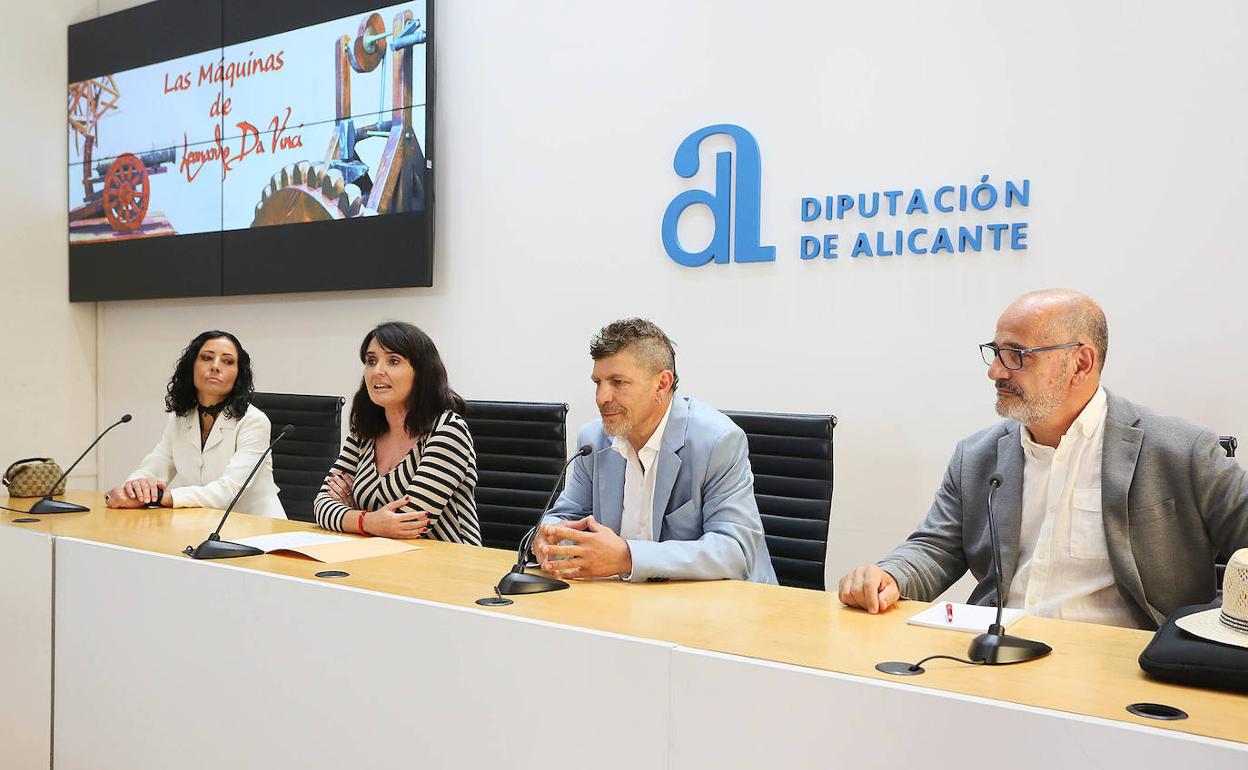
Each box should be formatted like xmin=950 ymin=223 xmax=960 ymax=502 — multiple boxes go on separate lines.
xmin=1003 ymin=289 xmax=1108 ymax=373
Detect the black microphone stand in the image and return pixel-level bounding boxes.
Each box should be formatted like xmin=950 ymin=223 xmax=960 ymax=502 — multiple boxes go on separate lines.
xmin=183 ymin=425 xmax=292 ymax=560
xmin=477 ymin=446 xmax=592 ymax=606
xmin=29 ymin=414 xmax=132 ymax=514
xmin=967 ymin=473 xmax=1052 ymax=664
xmin=876 ymin=472 xmax=1052 ymax=677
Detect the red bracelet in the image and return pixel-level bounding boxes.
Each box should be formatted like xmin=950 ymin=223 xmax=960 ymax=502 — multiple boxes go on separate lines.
xmin=357 ymin=511 xmax=370 ymax=536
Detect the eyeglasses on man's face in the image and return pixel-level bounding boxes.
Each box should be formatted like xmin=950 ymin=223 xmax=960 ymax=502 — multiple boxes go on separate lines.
xmin=979 ymin=342 xmax=1082 ymax=371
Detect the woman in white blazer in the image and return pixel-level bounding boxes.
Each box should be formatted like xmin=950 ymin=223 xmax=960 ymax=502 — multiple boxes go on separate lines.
xmin=104 ymin=330 xmax=285 ymax=519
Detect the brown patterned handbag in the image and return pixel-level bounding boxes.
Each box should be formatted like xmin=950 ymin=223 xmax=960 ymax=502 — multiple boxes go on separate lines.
xmin=3 ymin=457 xmax=66 ymax=497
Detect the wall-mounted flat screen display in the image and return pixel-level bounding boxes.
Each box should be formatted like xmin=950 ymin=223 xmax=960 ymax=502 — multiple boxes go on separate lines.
xmin=68 ymin=0 xmax=433 ymax=301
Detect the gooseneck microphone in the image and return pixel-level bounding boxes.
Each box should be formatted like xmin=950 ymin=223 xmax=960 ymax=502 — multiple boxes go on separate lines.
xmin=477 ymin=445 xmax=593 ymax=606
xmin=967 ymin=472 xmax=1052 ymax=664
xmin=876 ymin=471 xmax=1052 ymax=677
xmin=183 ymin=424 xmax=293 ymax=560
xmin=28 ymin=414 xmax=133 ymax=514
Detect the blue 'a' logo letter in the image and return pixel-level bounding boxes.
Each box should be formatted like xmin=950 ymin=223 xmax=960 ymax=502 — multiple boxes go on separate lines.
xmin=661 ymin=124 xmax=775 ymax=267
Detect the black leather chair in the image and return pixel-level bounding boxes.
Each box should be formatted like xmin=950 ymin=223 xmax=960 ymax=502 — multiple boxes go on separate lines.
xmin=463 ymin=400 xmax=569 ymax=551
xmin=723 ymin=410 xmax=836 ymax=591
xmin=1217 ymin=435 xmax=1239 ymax=589
xmin=1220 ymin=436 xmax=1237 ymax=458
xmin=250 ymin=392 xmax=346 ymax=523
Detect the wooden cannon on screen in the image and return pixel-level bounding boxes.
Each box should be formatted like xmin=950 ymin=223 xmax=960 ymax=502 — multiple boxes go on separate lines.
xmin=68 ymin=77 xmax=177 ymax=237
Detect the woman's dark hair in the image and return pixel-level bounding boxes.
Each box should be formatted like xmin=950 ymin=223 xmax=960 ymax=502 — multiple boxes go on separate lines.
xmin=350 ymin=321 xmax=465 ymax=439
xmin=165 ymin=330 xmax=254 ymax=419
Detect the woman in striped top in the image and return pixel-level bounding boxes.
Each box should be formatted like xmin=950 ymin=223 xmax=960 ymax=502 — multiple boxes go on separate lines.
xmin=314 ymin=322 xmax=480 ymax=545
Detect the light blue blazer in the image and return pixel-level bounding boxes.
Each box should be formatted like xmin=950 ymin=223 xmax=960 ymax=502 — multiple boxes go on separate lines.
xmin=544 ymin=395 xmax=777 ymax=584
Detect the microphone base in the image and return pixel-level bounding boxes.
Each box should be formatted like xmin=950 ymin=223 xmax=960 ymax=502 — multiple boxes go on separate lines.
xmin=968 ymin=631 xmax=1052 ymax=665
xmin=27 ymin=498 xmax=90 ymax=514
xmin=183 ymin=534 xmax=264 ymax=560
xmin=497 ymin=567 xmax=569 ymax=596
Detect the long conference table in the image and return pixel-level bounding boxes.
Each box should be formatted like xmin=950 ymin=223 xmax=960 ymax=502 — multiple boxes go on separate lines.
xmin=1 ymin=491 xmax=1245 ymax=770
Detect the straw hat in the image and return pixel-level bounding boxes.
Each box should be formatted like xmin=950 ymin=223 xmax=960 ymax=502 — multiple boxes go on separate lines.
xmin=1176 ymin=548 xmax=1248 ymax=649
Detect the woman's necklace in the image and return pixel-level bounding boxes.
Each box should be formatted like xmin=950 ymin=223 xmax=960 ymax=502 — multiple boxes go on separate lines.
xmin=198 ymin=402 xmax=225 ymax=449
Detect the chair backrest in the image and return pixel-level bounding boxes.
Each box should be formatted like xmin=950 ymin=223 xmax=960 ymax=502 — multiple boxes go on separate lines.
xmin=1220 ymin=436 xmax=1238 ymax=458
xmin=1217 ymin=434 xmax=1239 ymax=590
xmin=722 ymin=410 xmax=836 ymax=591
xmin=250 ymin=392 xmax=346 ymax=523
xmin=463 ymin=400 xmax=569 ymax=551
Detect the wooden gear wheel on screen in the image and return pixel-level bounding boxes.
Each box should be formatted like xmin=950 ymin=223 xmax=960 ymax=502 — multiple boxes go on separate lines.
xmin=101 ymin=153 xmax=150 ymax=234
xmin=252 ymin=161 xmax=378 ymax=225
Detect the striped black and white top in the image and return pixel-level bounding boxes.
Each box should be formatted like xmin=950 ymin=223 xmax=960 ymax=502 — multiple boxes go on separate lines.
xmin=313 ymin=410 xmax=481 ymax=545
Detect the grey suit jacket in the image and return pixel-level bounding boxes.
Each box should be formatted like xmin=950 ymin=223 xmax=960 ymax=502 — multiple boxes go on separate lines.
xmin=543 ymin=395 xmax=777 ymax=584
xmin=878 ymin=390 xmax=1248 ymax=629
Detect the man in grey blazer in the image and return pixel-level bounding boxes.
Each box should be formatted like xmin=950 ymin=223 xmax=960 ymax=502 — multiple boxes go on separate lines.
xmin=839 ymin=289 xmax=1248 ymax=629
xmin=532 ymin=319 xmax=777 ymax=584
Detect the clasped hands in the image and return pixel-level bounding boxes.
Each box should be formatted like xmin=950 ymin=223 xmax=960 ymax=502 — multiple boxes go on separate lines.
xmin=531 ymin=516 xmax=632 ymax=579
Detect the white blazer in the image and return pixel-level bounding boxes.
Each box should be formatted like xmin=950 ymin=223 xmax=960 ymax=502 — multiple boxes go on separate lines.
xmin=127 ymin=406 xmax=286 ymax=519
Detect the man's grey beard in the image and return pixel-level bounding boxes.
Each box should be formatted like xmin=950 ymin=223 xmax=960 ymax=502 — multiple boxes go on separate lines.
xmin=994 ymin=380 xmax=1065 ymax=425
xmin=601 ymin=414 xmax=631 ymax=437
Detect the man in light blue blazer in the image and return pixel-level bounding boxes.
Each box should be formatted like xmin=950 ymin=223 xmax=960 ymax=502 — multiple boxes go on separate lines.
xmin=533 ymin=319 xmax=777 ymax=584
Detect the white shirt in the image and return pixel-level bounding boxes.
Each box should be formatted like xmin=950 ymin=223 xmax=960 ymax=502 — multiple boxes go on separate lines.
xmin=1006 ymin=386 xmax=1137 ymax=628
xmin=127 ymin=407 xmax=286 ymax=520
xmin=612 ymin=400 xmax=673 ymax=542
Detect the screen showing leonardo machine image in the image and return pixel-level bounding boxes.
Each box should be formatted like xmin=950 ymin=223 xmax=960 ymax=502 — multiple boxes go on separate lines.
xmin=67 ymin=0 xmax=434 ymax=301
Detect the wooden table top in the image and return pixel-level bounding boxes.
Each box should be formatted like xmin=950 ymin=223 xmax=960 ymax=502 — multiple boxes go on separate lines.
xmin=4 ymin=491 xmax=1246 ymax=744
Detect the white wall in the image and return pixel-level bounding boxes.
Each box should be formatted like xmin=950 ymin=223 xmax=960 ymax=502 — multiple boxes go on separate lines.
xmin=72 ymin=1 xmax=1248 ymax=587
xmin=0 ymin=0 xmax=99 ymax=489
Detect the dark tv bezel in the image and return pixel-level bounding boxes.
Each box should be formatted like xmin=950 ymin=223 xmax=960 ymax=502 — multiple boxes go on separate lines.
xmin=67 ymin=0 xmax=435 ymax=302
